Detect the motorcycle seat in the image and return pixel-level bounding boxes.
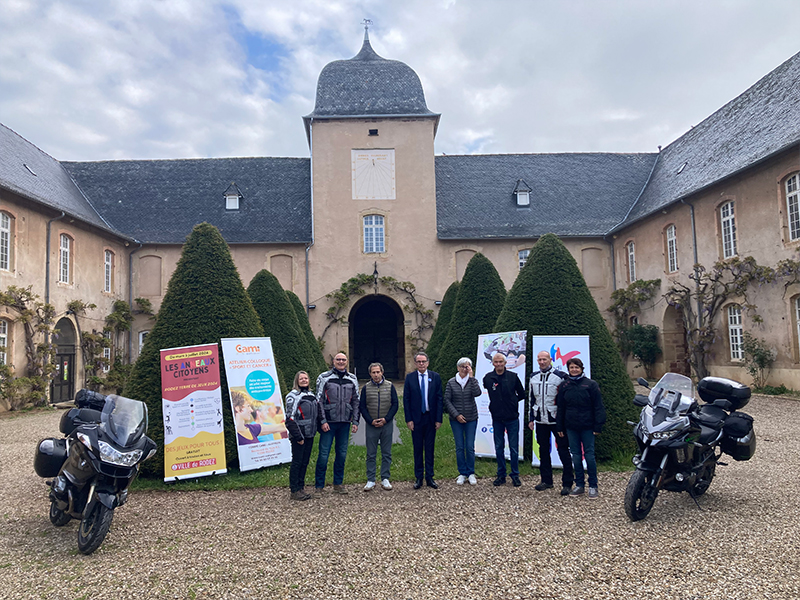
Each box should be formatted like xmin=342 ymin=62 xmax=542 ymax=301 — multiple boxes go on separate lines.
xmin=695 ymin=405 xmax=726 ymax=429
xmin=697 ymin=424 xmax=722 ymax=445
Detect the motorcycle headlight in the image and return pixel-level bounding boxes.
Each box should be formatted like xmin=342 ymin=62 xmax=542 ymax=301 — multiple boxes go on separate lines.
xmin=98 ymin=440 xmax=143 ymax=467
xmin=651 ymin=431 xmax=676 ymax=440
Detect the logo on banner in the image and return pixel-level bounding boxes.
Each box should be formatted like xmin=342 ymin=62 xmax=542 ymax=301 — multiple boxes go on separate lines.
xmin=550 ymin=344 xmax=581 ymax=366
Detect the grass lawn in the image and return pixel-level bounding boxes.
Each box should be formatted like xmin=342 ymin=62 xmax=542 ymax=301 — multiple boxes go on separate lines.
xmin=133 ymin=399 xmax=634 ymax=492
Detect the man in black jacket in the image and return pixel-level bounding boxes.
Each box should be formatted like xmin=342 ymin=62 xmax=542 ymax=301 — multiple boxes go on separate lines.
xmin=482 ymin=353 xmax=526 ymax=487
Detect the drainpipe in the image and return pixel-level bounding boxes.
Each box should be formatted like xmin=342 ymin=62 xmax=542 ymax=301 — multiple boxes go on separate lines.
xmin=45 ymin=212 xmax=66 ymax=307
xmin=127 ymin=241 xmax=144 ymax=363
xmin=679 ymin=198 xmax=702 ymax=328
xmin=603 ymin=235 xmax=617 ymax=291
xmin=306 ymin=117 xmax=315 ymax=316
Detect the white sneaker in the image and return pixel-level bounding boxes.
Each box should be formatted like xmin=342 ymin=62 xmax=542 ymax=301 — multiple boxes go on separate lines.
xmin=468 ymin=474 xmax=477 ymax=486
xmin=456 ymin=475 xmax=466 ymax=485
xmin=364 ymin=481 xmax=376 ymax=491
xmin=381 ymin=479 xmax=392 ymax=490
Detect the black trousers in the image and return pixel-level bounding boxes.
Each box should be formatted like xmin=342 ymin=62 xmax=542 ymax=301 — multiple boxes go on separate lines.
xmin=289 ymin=437 xmax=315 ymax=492
xmin=535 ymin=422 xmax=574 ymax=486
xmin=411 ymin=411 xmax=437 ymax=480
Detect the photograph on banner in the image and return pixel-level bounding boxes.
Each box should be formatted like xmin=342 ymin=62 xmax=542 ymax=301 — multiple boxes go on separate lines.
xmin=529 ymin=335 xmax=591 ymax=468
xmin=160 ymin=343 xmax=227 ymax=481
xmin=474 ymin=330 xmax=527 ymax=459
xmin=221 ymin=338 xmax=291 ymax=472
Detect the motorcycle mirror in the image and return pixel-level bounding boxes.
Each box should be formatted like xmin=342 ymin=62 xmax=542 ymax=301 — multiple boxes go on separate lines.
xmin=637 ymin=377 xmax=650 ymax=388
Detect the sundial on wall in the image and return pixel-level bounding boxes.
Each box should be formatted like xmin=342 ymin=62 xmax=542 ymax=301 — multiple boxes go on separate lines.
xmin=352 ymin=149 xmax=396 ymax=199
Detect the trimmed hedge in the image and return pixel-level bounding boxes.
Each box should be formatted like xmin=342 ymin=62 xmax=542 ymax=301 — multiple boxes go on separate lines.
xmin=248 ymin=270 xmax=317 ymax=394
xmin=494 ymin=233 xmax=637 ymax=460
xmin=433 ymin=253 xmax=506 ymax=379
xmin=426 ymin=280 xmax=460 ymax=368
xmin=286 ymin=290 xmax=327 ymax=376
xmin=124 ymin=223 xmax=264 ymax=477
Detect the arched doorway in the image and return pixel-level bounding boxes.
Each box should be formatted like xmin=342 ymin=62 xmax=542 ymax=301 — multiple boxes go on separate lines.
xmin=349 ymin=295 xmax=404 ymax=380
xmin=51 ymin=317 xmax=77 ymax=403
xmin=662 ymin=305 xmax=690 ymax=376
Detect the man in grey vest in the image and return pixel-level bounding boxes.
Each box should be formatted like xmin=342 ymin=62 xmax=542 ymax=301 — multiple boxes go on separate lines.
xmin=359 ymin=363 xmax=399 ymax=491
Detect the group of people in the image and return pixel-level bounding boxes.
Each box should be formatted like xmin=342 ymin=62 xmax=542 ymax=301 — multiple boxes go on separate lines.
xmin=283 ymin=349 xmax=606 ymax=501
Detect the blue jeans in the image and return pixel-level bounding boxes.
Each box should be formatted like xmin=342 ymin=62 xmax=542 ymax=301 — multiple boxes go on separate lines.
xmin=492 ymin=418 xmax=520 ymax=478
xmin=567 ymin=428 xmax=597 ymax=488
xmin=315 ymin=422 xmax=350 ymax=488
xmin=451 ymin=419 xmax=477 ymax=476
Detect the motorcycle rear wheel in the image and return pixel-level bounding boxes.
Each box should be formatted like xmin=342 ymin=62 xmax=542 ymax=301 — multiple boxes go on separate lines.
xmin=624 ymin=469 xmax=659 ymax=521
xmin=77 ymin=503 xmax=114 ymax=555
xmin=49 ymin=500 xmax=71 ymax=527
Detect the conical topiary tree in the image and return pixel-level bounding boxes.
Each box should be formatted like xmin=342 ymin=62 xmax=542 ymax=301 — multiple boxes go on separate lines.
xmin=124 ymin=223 xmax=264 ymax=477
xmin=248 ymin=270 xmax=317 ymax=394
xmin=287 ymin=290 xmax=327 ymax=376
xmin=434 ymin=253 xmax=506 ymax=379
xmin=426 ymin=280 xmax=460 ymax=368
xmin=494 ymin=233 xmax=637 ymax=460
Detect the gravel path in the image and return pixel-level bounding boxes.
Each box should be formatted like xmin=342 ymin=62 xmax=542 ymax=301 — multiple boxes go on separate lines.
xmin=0 ymin=395 xmax=797 ymax=600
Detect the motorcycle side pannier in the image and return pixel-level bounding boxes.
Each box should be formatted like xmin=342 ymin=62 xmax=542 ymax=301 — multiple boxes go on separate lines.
xmin=697 ymin=377 xmax=751 ymax=409
xmin=721 ymin=411 xmax=756 ymax=461
xmin=33 ymin=438 xmax=67 ymax=478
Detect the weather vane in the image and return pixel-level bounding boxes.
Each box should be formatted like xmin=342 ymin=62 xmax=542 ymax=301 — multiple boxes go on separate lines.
xmin=361 ymin=18 xmax=372 ymax=31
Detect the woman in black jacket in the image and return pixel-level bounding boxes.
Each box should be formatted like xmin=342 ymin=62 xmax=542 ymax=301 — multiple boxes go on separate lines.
xmin=443 ymin=357 xmax=482 ymax=486
xmin=556 ymin=358 xmax=606 ymax=499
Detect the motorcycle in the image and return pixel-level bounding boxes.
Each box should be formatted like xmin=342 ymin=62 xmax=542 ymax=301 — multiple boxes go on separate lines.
xmin=34 ymin=389 xmax=157 ymax=554
xmin=624 ymin=373 xmax=756 ymax=521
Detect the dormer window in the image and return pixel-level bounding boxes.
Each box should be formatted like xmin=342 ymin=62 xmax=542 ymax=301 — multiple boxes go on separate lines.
xmin=223 ymin=182 xmax=242 ymax=211
xmin=513 ymin=179 xmax=532 ymax=207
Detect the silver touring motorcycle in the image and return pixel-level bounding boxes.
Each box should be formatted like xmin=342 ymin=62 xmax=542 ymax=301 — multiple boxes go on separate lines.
xmin=625 ymin=373 xmax=756 ymax=521
xmin=34 ymin=390 xmax=156 ymax=554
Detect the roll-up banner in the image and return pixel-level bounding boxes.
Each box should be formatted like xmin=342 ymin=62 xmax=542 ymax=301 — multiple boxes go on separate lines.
xmin=529 ymin=335 xmax=591 ymax=467
xmin=160 ymin=343 xmax=227 ymax=481
xmin=221 ymin=338 xmax=291 ymax=472
xmin=474 ymin=331 xmax=527 ymax=459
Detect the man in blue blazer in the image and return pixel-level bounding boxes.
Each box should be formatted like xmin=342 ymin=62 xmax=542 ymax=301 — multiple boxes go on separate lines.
xmin=403 ymin=352 xmax=443 ymax=489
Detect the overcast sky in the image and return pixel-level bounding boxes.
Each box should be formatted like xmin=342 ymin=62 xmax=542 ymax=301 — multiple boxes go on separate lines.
xmin=2 ymin=0 xmax=799 ymax=161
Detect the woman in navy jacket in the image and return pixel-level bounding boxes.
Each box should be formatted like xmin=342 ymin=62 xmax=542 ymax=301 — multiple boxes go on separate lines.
xmin=556 ymin=357 xmax=606 ymax=499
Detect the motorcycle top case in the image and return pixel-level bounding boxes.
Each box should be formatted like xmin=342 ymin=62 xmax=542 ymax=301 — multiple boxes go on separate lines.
xmin=697 ymin=377 xmax=751 ymax=409
xmin=721 ymin=411 xmax=756 ymax=461
xmin=34 ymin=438 xmax=67 ymax=478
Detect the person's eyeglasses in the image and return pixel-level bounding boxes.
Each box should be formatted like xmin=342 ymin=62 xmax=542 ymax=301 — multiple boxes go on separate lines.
xmin=415 ymin=360 xmax=428 ymax=364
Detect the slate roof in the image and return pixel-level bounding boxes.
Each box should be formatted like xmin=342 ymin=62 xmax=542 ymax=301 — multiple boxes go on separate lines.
xmin=622 ymin=50 xmax=800 ymax=227
xmin=305 ymin=33 xmax=436 ymax=120
xmin=0 ymin=124 xmax=122 ymax=236
xmin=62 ymin=158 xmax=311 ymax=245
xmin=435 ymin=153 xmax=657 ymax=239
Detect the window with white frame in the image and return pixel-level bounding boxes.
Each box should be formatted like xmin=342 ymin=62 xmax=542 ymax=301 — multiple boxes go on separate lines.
xmin=104 ymin=250 xmax=114 ymax=293
xmin=626 ymin=241 xmax=636 ymax=282
xmin=787 ymin=174 xmax=800 ymax=242
xmin=59 ymin=234 xmax=71 ymax=284
xmin=0 ymin=212 xmax=10 ymax=271
xmin=363 ymin=215 xmax=385 ymax=253
xmin=727 ymin=305 xmax=743 ymax=361
xmin=518 ymin=249 xmax=530 ymax=271
xmin=139 ymin=331 xmax=149 ymax=352
xmin=0 ymin=319 xmax=7 ymax=365
xmin=666 ymin=224 xmax=678 ymax=273
xmin=720 ymin=201 xmax=737 ymax=259
xmin=102 ymin=331 xmax=111 ymax=372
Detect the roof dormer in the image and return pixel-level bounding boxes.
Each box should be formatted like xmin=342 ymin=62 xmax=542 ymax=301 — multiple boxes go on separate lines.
xmin=513 ymin=179 xmax=531 ymax=207
xmin=224 ymin=182 xmax=242 ymax=210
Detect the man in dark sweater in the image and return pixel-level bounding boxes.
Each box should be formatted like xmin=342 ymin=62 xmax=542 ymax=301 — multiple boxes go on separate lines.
xmin=359 ymin=362 xmax=399 ymax=491
xmin=483 ymin=353 xmax=526 ymax=487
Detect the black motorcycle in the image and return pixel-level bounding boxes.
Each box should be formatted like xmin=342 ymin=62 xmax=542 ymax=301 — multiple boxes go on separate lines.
xmin=624 ymin=373 xmax=756 ymax=521
xmin=34 ymin=390 xmax=156 ymax=554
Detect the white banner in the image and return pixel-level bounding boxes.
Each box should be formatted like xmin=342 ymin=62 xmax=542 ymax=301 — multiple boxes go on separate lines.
xmin=221 ymin=338 xmax=291 ymax=471
xmin=474 ymin=331 xmax=527 ymax=459
xmin=529 ymin=335 xmax=591 ymax=467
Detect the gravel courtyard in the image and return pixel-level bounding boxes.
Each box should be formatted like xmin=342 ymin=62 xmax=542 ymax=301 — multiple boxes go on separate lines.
xmin=1 ymin=394 xmax=797 ymax=600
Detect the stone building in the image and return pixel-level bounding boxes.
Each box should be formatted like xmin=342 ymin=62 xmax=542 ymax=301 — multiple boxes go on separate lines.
xmin=2 ymin=29 xmax=800 ymax=405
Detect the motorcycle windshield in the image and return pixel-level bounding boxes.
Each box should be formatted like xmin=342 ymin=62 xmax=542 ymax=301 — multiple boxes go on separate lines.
xmin=101 ymin=395 xmax=148 ymax=447
xmin=649 ymin=373 xmax=694 ymax=408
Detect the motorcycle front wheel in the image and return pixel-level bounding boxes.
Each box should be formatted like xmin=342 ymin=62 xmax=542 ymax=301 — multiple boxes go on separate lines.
xmin=624 ymin=469 xmax=659 ymax=521
xmin=49 ymin=500 xmax=71 ymax=526
xmin=77 ymin=503 xmax=114 ymax=555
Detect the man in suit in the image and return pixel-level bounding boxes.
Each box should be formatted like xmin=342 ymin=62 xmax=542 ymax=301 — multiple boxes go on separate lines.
xmin=403 ymin=352 xmax=443 ymax=489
